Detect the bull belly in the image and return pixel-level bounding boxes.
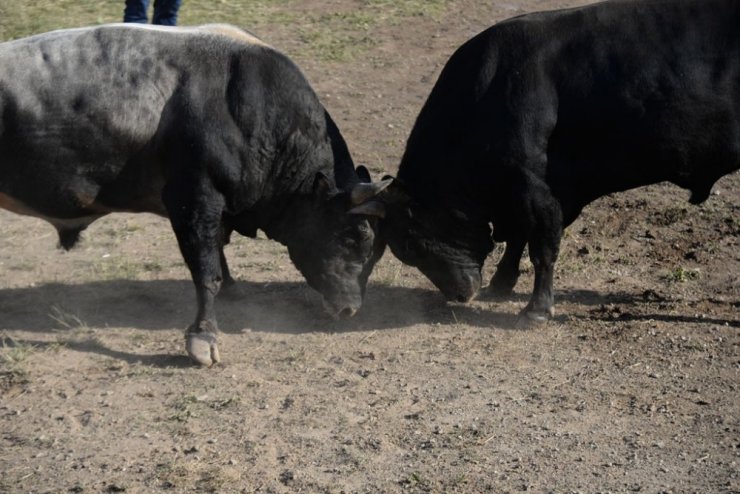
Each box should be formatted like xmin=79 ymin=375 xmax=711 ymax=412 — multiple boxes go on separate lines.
xmin=0 ymin=190 xmax=106 ymax=230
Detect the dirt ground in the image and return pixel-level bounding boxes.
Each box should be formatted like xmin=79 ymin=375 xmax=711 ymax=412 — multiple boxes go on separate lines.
xmin=1 ymin=1 xmax=738 ymax=492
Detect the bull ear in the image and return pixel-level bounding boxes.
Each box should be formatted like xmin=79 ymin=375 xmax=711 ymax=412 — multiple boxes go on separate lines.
xmin=348 ymin=200 xmax=385 ymax=218
xmin=350 ymin=178 xmax=393 ymax=205
xmin=313 ymin=172 xmax=333 ymax=198
xmin=379 ymin=176 xmax=410 ymax=204
xmin=356 ymin=165 xmax=372 ymax=183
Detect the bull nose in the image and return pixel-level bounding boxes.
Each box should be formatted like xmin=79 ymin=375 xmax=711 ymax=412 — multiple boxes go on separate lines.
xmin=338 ymin=307 xmax=357 ymax=319
xmin=322 ymin=296 xmax=361 ymax=320
xmin=448 ymin=272 xmax=480 ymax=303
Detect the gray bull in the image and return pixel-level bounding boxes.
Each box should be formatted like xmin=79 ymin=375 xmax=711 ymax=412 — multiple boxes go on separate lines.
xmin=0 ymin=24 xmax=389 ymax=366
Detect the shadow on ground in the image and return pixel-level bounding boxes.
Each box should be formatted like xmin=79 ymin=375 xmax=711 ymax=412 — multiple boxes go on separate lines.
xmin=2 ymin=281 xmax=735 ymax=369
xmin=0 ymin=279 xmax=516 ymax=334
xmin=0 ymin=280 xmax=735 ymax=335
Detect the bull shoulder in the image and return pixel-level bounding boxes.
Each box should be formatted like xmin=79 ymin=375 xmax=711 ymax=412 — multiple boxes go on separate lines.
xmin=194 ymin=24 xmax=271 ymax=48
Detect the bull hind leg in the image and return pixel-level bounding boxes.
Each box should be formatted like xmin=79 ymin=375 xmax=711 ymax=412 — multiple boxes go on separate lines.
xmin=163 ymin=181 xmax=226 ymax=367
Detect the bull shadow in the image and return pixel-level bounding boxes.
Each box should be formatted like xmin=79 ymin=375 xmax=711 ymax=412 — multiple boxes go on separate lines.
xmin=0 ymin=278 xmax=515 ymax=335
xmin=1 ymin=334 xmax=194 ymax=368
xmin=480 ymin=286 xmax=738 ymax=328
xmin=551 ymin=288 xmax=739 ymax=328
xmin=2 ymin=281 xmax=734 ymax=367
xmin=481 ymin=286 xmax=678 ymax=306
xmin=1 ymin=280 xmax=733 ymax=335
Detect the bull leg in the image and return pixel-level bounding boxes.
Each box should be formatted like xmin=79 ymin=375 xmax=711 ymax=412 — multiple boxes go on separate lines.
xmin=518 ymin=190 xmax=563 ymax=325
xmin=163 ymin=183 xmax=225 ymax=367
xmin=219 ymin=226 xmax=237 ymax=290
xmin=486 ymin=238 xmax=526 ymax=298
xmin=218 ymin=226 xmax=248 ymax=301
xmin=220 ymin=248 xmax=235 ymax=288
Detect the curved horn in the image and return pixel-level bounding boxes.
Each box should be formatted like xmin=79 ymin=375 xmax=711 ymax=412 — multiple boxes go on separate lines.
xmin=350 ymin=178 xmax=393 ymax=205
xmin=348 ymin=200 xmax=385 ymax=218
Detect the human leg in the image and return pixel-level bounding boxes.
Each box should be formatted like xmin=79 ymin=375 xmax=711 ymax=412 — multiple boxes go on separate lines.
xmin=123 ymin=0 xmax=150 ymax=23
xmin=152 ymin=0 xmax=182 ymax=25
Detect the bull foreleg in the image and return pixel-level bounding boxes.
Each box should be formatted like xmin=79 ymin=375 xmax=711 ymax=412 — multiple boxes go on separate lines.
xmin=486 ymin=238 xmax=526 ymax=298
xmin=518 ymin=187 xmax=562 ymax=325
xmin=164 ymin=182 xmax=225 ymax=367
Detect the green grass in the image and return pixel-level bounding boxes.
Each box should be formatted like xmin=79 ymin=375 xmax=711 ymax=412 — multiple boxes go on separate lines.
xmin=179 ymin=0 xmax=300 ymax=30
xmin=298 ymin=17 xmax=377 ymax=62
xmin=663 ymin=266 xmax=701 ymax=283
xmin=1 ymin=0 xmax=453 ymax=62
xmin=0 ymin=1 xmax=121 ymax=40
xmin=0 ymin=0 xmax=300 ymax=40
xmin=365 ymin=0 xmax=451 ymax=20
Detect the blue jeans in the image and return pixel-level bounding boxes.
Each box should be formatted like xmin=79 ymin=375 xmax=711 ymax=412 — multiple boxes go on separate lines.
xmin=124 ymin=0 xmax=182 ymax=26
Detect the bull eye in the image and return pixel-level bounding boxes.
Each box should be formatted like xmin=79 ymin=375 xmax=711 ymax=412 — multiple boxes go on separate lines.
xmin=357 ymin=225 xmax=372 ymax=241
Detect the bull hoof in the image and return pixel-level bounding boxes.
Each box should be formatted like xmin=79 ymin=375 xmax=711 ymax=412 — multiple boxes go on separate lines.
xmin=185 ymin=325 xmax=220 ymax=367
xmin=515 ymin=307 xmax=554 ymax=329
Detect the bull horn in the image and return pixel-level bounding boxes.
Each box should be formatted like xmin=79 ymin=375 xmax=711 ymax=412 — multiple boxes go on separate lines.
xmin=348 ymin=200 xmax=385 ymax=218
xmin=350 ymin=178 xmax=393 ymax=205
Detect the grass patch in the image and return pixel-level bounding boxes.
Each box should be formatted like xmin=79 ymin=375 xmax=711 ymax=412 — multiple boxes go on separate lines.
xmin=0 ymin=1 xmax=121 ymax=40
xmin=1 ymin=0 xmax=453 ymax=64
xmin=90 ymin=257 xmax=143 ymax=280
xmin=364 ymin=0 xmax=451 ymax=20
xmin=400 ymin=471 xmax=432 ymax=490
xmin=663 ymin=266 xmax=701 ymax=283
xmin=0 ymin=333 xmax=35 ymax=367
xmin=50 ymin=305 xmax=89 ymax=331
xmin=168 ymin=393 xmax=240 ymax=422
xmin=179 ymin=0 xmax=299 ymax=29
xmin=298 ymin=14 xmax=377 ymax=62
xmin=0 ymin=0 xmax=300 ymax=40
xmin=1 ymin=332 xmax=67 ymax=382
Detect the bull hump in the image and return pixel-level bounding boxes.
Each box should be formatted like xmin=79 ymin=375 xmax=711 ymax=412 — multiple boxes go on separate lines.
xmin=195 ymin=24 xmax=271 ymax=48
xmin=94 ymin=23 xmax=271 ymax=48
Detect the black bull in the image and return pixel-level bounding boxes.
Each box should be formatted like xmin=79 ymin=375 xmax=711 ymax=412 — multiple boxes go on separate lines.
xmin=380 ymin=0 xmax=739 ymax=323
xmin=0 ymin=24 xmax=390 ymax=366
